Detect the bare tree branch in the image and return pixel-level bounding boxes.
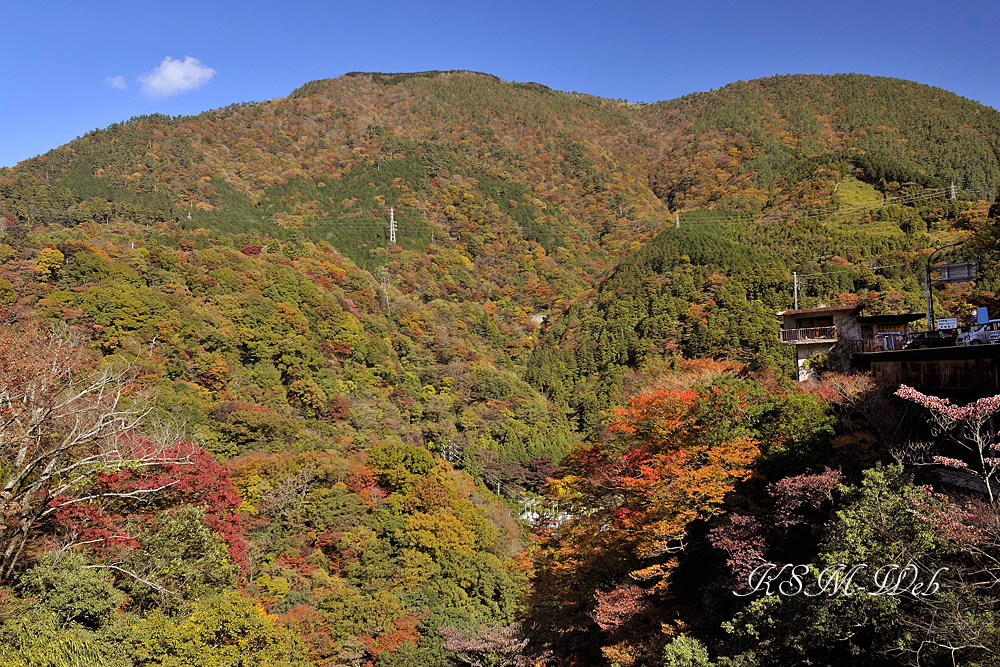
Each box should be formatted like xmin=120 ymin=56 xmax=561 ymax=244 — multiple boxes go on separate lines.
xmin=85 ymin=564 xmax=178 ymax=595
xmin=0 ymin=320 xmax=192 ymax=577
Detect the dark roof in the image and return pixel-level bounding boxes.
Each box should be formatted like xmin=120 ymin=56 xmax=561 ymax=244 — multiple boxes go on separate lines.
xmin=856 ymin=313 xmax=926 ymax=324
xmin=776 ymin=305 xmax=862 ymax=316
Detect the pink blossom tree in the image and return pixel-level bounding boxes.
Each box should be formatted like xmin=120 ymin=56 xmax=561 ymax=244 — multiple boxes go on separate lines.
xmin=895 ymin=384 xmax=1000 ymax=501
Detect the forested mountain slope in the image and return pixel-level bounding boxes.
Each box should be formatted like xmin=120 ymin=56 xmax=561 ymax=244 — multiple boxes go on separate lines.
xmin=644 ymin=73 xmax=1000 ymax=208
xmin=7 ymin=71 xmax=999 ymax=281
xmin=3 ymin=68 xmax=999 ymax=500
xmin=3 ymin=71 xmax=1000 ymax=667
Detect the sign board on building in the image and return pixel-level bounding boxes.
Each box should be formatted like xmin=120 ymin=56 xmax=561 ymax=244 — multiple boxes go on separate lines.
xmin=937 ymin=318 xmax=958 ymax=330
xmin=940 ymin=262 xmax=977 ymax=283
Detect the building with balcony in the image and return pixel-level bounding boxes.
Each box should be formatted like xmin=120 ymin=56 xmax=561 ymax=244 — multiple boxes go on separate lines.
xmin=778 ymin=305 xmax=926 ymax=381
xmin=778 ymin=305 xmax=862 ymax=381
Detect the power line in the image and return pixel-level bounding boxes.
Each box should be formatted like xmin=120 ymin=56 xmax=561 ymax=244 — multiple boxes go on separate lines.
xmin=778 ymin=189 xmax=944 ymax=220
xmin=671 ymin=187 xmax=949 ymax=228
xmin=793 ymin=263 xmax=910 ymax=278
xmin=763 ymin=188 xmax=947 ymax=224
xmin=766 ymin=188 xmax=943 ymax=225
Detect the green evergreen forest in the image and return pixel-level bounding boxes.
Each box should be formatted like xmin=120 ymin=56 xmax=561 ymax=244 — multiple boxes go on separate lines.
xmin=3 ymin=70 xmax=1000 ymax=666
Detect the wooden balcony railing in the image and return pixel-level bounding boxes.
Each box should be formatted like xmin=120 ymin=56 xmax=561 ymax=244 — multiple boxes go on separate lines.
xmin=779 ymin=326 xmax=838 ymax=344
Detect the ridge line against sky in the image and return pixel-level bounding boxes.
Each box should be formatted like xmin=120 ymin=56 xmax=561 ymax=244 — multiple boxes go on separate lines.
xmin=1 ymin=0 xmax=998 ymax=168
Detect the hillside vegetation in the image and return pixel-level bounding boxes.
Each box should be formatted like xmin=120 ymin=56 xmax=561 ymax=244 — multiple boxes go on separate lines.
xmin=2 ymin=71 xmax=1000 ymax=667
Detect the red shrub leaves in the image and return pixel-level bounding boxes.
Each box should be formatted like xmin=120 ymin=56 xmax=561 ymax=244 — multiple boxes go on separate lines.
xmin=52 ymin=441 xmax=247 ymax=570
xmin=770 ymin=467 xmax=843 ymax=528
xmin=592 ymin=585 xmax=650 ymax=632
xmin=708 ymin=514 xmax=767 ymax=589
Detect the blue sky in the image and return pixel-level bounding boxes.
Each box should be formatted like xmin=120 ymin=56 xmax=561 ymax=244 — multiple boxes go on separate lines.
xmin=2 ymin=0 xmax=998 ymax=167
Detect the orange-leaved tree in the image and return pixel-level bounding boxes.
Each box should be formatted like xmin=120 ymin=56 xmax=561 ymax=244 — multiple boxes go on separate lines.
xmin=605 ymin=387 xmax=759 ymax=579
xmin=529 ymin=363 xmax=760 ymax=663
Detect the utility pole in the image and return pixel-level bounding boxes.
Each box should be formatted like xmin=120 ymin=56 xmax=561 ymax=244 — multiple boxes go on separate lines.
xmin=793 ymin=272 xmax=799 ymax=310
xmin=951 ymin=182 xmax=957 ymax=200
xmin=675 ymin=212 xmax=680 ymax=229
xmin=389 ymin=207 xmax=396 ymax=245
xmin=924 ymin=262 xmax=934 ymax=330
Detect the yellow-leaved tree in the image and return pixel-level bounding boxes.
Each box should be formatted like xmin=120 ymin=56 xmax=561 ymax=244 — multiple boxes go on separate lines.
xmin=35 ymin=247 xmax=64 ymax=281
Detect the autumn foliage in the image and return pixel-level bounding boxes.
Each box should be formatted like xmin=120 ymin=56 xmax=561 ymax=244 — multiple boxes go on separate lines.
xmin=5 ymin=69 xmax=1000 ymax=666
xmin=600 ymin=386 xmax=759 ymax=578
xmin=531 ymin=363 xmax=760 ymax=663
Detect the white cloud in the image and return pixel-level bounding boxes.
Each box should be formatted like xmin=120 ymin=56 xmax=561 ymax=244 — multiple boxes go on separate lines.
xmin=138 ymin=56 xmax=216 ymax=98
xmin=105 ymin=75 xmax=127 ymax=90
